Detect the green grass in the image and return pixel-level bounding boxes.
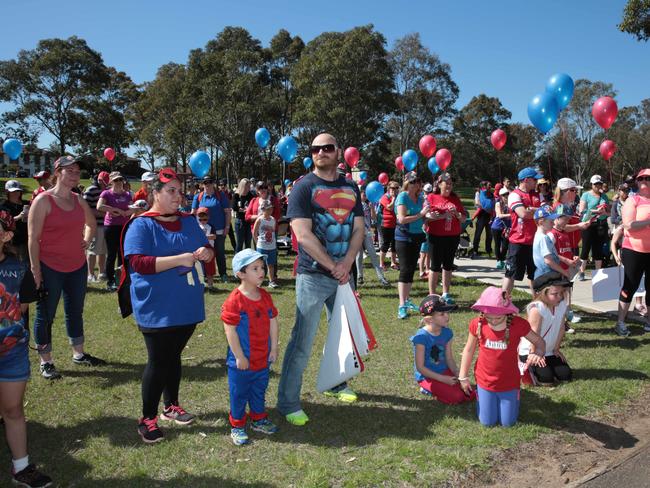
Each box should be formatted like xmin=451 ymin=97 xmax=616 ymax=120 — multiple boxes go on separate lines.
xmin=5 ymin=246 xmax=649 ymax=488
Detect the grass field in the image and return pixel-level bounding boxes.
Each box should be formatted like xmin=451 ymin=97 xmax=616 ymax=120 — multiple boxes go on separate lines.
xmin=3 ymin=244 xmax=649 ymax=487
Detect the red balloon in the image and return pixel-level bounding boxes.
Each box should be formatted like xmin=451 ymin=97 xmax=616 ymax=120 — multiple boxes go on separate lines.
xmin=378 ymin=172 xmax=389 ymax=185
xmin=395 ymin=156 xmax=404 ymax=172
xmin=592 ymin=96 xmax=618 ymax=130
xmin=490 ymin=129 xmax=507 ymax=151
xmin=103 ymin=147 xmax=116 ymax=162
xmin=435 ymin=148 xmax=452 ymax=171
xmin=599 ymin=139 xmax=617 ymax=161
xmin=344 ymin=147 xmax=360 ymax=167
xmin=418 ymin=135 xmax=437 ymax=158
xmin=345 ymin=172 xmax=353 ymax=180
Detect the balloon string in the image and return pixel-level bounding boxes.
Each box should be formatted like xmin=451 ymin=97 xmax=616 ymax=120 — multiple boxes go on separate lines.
xmin=560 ymin=123 xmax=569 ymax=177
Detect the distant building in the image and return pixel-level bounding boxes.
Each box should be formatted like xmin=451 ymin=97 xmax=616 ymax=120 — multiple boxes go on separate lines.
xmin=0 ymin=148 xmax=55 ymax=177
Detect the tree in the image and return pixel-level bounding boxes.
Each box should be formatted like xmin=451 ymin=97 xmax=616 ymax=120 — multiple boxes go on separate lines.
xmin=619 ymin=0 xmax=650 ymax=41
xmin=385 ymin=33 xmax=458 ymax=156
xmin=0 ymin=37 xmax=117 ymax=154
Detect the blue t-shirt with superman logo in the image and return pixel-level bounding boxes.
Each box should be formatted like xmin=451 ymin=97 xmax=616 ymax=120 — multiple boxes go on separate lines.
xmin=410 ymin=326 xmax=453 ymax=381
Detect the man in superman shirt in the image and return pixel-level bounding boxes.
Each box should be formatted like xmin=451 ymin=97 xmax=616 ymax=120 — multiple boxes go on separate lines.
xmin=277 ymin=133 xmax=365 ymax=426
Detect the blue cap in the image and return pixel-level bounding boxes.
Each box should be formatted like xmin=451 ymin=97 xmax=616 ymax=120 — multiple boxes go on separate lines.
xmin=534 ymin=205 xmax=559 ymax=220
xmin=518 ymin=167 xmax=543 ymax=181
xmin=554 ymin=203 xmax=574 ymax=217
xmin=232 ymin=249 xmax=267 ymax=275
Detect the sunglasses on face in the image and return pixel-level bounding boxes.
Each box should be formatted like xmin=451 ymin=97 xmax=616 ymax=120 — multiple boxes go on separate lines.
xmin=309 ymin=144 xmax=337 ymax=155
xmin=637 ymin=176 xmax=650 ymax=182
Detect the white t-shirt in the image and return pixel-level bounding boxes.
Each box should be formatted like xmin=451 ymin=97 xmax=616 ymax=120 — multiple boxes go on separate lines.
xmin=256 ymin=216 xmax=276 ymax=251
xmin=519 ymin=300 xmax=568 ymax=356
xmin=199 ymin=222 xmax=215 ymax=247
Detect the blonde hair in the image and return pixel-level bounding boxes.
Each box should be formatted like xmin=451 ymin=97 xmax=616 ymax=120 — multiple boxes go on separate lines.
xmin=476 ymin=312 xmax=513 ymax=345
xmin=533 ymin=285 xmax=569 ymax=306
xmin=237 ymin=178 xmax=250 ymax=195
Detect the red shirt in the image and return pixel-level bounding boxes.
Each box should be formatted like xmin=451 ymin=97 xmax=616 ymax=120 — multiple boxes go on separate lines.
xmin=379 ymin=193 xmax=396 ymax=229
xmin=38 ymin=194 xmax=86 ymax=272
xmin=470 ymin=315 xmax=531 ymax=392
xmin=245 ymin=195 xmax=281 ymax=229
xmin=508 ymin=188 xmax=540 ymax=245
xmin=425 ymin=193 xmax=466 ymax=236
xmin=549 ymin=228 xmax=573 ymax=270
xmin=134 ymin=187 xmax=148 ymax=202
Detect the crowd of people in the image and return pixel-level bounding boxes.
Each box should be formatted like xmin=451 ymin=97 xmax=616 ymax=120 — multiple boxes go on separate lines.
xmin=0 ymin=143 xmax=649 ymax=487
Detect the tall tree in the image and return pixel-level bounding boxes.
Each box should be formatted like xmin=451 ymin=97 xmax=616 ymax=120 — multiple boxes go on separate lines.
xmin=619 ymin=0 xmax=650 ymax=41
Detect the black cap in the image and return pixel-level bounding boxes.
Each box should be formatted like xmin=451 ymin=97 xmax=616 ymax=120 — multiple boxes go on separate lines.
xmin=419 ymin=294 xmax=458 ymax=315
xmin=533 ymin=271 xmax=572 ymax=293
xmin=218 ymin=178 xmax=227 ymax=186
xmin=203 ymin=176 xmax=215 ymax=184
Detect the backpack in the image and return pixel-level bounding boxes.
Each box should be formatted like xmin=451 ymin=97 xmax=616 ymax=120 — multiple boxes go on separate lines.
xmin=479 ymin=190 xmax=495 ymax=213
xmin=196 ymin=190 xmax=228 ymax=207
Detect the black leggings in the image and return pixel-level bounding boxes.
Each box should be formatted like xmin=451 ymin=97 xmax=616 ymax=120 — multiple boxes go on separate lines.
xmin=620 ymin=248 xmax=650 ymax=304
xmin=491 ymin=228 xmax=509 ymax=262
xmin=428 ymin=234 xmax=459 ymax=272
xmin=395 ymin=237 xmax=423 ymax=283
xmin=380 ymin=227 xmax=395 ymax=253
xmin=580 ymin=223 xmax=607 ymax=261
xmin=104 ymin=224 xmax=124 ymax=284
xmin=141 ymin=325 xmax=196 ymax=419
xmin=519 ymin=354 xmax=572 ymax=384
xmin=473 ymin=211 xmax=493 ymax=254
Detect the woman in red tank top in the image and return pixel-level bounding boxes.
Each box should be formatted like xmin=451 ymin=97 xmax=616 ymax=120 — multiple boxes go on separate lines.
xmin=28 ymin=156 xmax=102 ymax=380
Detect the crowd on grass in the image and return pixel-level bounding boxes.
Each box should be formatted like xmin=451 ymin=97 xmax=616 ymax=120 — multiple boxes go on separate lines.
xmin=0 ymin=141 xmax=649 ymax=487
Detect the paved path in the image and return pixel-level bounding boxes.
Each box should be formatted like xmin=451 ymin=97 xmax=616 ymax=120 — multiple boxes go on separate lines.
xmin=579 ymin=443 xmax=650 ymax=487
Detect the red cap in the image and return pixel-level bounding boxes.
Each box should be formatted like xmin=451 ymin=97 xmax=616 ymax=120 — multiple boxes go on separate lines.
xmin=97 ymin=171 xmax=110 ymax=185
xmin=158 ymin=167 xmax=179 ymax=183
xmin=196 ymin=206 xmax=210 ymax=216
xmin=637 ymin=168 xmax=650 ymax=178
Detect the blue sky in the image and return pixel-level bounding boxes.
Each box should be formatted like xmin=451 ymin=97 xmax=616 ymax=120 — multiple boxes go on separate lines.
xmin=1 ymin=0 xmax=648 ymax=147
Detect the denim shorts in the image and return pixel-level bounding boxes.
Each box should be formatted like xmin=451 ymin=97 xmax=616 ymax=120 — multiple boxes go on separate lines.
xmin=0 ymin=342 xmax=30 ymax=382
xmin=259 ymin=248 xmax=278 ymax=266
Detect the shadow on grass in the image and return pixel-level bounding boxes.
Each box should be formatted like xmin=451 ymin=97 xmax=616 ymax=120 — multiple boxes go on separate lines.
xmin=87 ymin=476 xmax=273 ymax=487
xmin=575 ymin=368 xmax=649 ymax=380
xmin=568 ymin=337 xmax=650 ymax=350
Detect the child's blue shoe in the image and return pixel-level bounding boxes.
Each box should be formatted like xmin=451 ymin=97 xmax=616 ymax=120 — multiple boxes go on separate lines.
xmin=404 ymin=299 xmax=419 ymax=312
xmin=251 ymin=418 xmax=278 ymax=435
xmin=230 ymin=427 xmax=249 ymax=445
xmin=398 ymin=305 xmax=408 ymax=319
xmin=441 ymin=293 xmax=455 ymax=305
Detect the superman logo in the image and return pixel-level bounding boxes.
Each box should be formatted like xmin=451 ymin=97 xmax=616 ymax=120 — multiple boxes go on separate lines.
xmin=312 ymin=188 xmax=357 ymax=224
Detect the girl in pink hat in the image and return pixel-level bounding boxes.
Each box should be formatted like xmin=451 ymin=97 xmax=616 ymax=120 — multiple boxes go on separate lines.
xmin=458 ymin=287 xmax=546 ymax=427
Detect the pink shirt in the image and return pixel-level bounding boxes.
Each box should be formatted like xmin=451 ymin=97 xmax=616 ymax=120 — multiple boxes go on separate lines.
xmin=100 ymin=189 xmax=132 ymax=226
xmin=622 ymin=195 xmax=650 ymax=253
xmin=39 ymin=194 xmax=86 ymax=272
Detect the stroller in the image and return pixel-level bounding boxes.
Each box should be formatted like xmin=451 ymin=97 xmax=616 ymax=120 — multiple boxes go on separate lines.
xmin=456 ymin=218 xmax=473 ymax=258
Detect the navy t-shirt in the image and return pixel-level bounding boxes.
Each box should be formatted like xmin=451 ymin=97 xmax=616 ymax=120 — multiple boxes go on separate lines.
xmin=0 ymin=256 xmax=37 ymax=354
xmin=286 ymin=172 xmax=363 ymax=278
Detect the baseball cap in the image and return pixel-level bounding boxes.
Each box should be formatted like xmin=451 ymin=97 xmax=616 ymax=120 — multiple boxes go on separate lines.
xmin=557 ymin=177 xmax=582 ymax=191
xmin=256 ymin=181 xmax=268 ymax=189
xmin=4 ymin=180 xmax=23 ymax=192
xmin=590 ymin=175 xmax=603 ymax=185
xmin=196 ymin=206 xmax=210 ymax=216
xmin=637 ymin=168 xmax=650 ymax=179
xmin=0 ymin=210 xmax=15 ymax=232
xmin=54 ymin=155 xmax=79 ymax=170
xmin=537 ymin=178 xmax=550 ymax=185
xmin=437 ymin=172 xmax=452 ymax=184
xmin=109 ymin=171 xmax=124 ymax=183
xmin=419 ymin=294 xmax=458 ymax=315
xmin=128 ymin=199 xmax=149 ymax=210
xmin=34 ymin=170 xmax=50 ymax=180
xmin=405 ymin=171 xmax=421 ymax=183
xmin=499 ymin=187 xmax=509 ymax=196
xmin=534 ymin=205 xmax=559 ymax=220
xmin=203 ymin=176 xmax=215 ymax=184
xmin=218 ymin=178 xmax=227 ymax=186
xmin=141 ymin=171 xmax=156 ymax=182
xmin=98 ymin=171 xmax=110 ymax=186
xmin=423 ymin=183 xmax=433 ymax=193
xmin=158 ymin=167 xmax=179 ymax=184
xmin=232 ymin=249 xmax=267 ymax=275
xmin=532 ymin=271 xmax=571 ymax=294
xmin=554 ymin=203 xmax=574 ymax=217
xmin=517 ymin=167 xmax=543 ymax=180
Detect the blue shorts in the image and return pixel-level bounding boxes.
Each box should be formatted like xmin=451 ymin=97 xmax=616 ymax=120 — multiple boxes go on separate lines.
xmin=420 ymin=241 xmax=430 ymax=253
xmin=259 ymin=248 xmax=277 ymax=266
xmin=0 ymin=342 xmax=30 ymax=382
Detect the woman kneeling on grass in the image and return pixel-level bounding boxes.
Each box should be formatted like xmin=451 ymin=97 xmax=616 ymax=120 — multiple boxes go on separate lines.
xmin=519 ymin=272 xmax=573 ymax=386
xmin=458 ymin=287 xmax=545 ymax=427
xmin=122 ymin=168 xmax=213 ymax=443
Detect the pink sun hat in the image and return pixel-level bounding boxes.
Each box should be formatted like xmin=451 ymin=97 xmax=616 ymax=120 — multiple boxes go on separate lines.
xmin=471 ymin=287 xmax=519 ymax=315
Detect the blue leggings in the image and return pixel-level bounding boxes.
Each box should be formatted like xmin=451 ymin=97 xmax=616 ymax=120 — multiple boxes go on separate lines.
xmin=476 ymin=386 xmax=520 ymax=427
xmin=228 ymin=367 xmax=269 ymax=427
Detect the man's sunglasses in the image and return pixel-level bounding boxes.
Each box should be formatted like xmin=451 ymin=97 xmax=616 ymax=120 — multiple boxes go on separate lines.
xmin=309 ymin=144 xmax=337 ymax=155
xmin=637 ymin=176 xmax=650 ymax=182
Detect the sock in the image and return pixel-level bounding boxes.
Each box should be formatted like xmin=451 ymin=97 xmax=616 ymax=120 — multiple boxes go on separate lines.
xmin=12 ymin=455 xmax=29 ymax=473
xmin=73 ymin=352 xmax=85 ymax=360
xmin=39 ymin=359 xmax=52 ymax=365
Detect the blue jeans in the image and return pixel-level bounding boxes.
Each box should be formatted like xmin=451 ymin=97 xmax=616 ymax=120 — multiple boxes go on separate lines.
xmin=33 ymin=261 xmax=88 ymax=354
xmin=214 ymin=234 xmax=227 ymax=276
xmin=277 ymin=272 xmax=339 ymax=415
xmin=235 ymin=219 xmax=252 ymax=252
xmin=476 ymin=386 xmax=520 ymax=427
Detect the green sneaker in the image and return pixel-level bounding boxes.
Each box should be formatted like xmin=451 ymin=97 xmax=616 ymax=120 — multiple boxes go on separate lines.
xmin=285 ymin=410 xmax=309 ymax=426
xmin=324 ymin=386 xmax=358 ymax=403
xmin=251 ymin=418 xmax=278 ymax=435
xmin=404 ymin=299 xmax=419 ymax=312
xmin=230 ymin=427 xmax=249 ymax=445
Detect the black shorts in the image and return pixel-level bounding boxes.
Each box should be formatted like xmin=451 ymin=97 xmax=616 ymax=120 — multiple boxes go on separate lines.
xmin=505 ymin=243 xmax=535 ymax=281
xmin=428 ymin=234 xmax=460 ymax=272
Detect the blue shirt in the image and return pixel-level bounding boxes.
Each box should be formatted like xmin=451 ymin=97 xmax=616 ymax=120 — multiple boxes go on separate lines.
xmin=580 ymin=191 xmax=609 ymax=222
xmin=533 ymin=230 xmax=561 ymax=278
xmin=395 ymin=191 xmax=424 ymax=240
xmin=410 ymin=326 xmax=453 ymax=381
xmin=124 ymin=215 xmax=209 ymax=328
xmin=192 ymin=191 xmax=230 ymax=231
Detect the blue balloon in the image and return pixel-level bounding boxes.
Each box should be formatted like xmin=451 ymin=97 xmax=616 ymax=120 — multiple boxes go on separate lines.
xmin=527 ymin=92 xmax=559 ymax=134
xmin=402 ymin=149 xmax=418 ymax=171
xmin=359 ymin=171 xmax=368 ymax=180
xmin=255 ymin=128 xmax=271 ymax=149
xmin=277 ymin=135 xmax=297 ymax=163
xmin=284 ymin=179 xmax=291 ymax=187
xmin=427 ymin=157 xmax=439 ymax=175
xmin=545 ymin=73 xmax=574 ymax=111
xmin=189 ymin=150 xmax=211 ymax=178
xmin=2 ymin=138 xmax=22 ymax=160
xmin=303 ymin=157 xmax=313 ymax=169
xmin=365 ymin=181 xmax=384 ymax=204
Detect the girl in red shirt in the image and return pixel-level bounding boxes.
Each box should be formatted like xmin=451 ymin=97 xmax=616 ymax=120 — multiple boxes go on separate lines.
xmin=458 ymin=287 xmax=545 ymax=427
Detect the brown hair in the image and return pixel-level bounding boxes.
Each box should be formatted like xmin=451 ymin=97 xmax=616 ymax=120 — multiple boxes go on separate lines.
xmin=476 ymin=312 xmax=513 ymax=345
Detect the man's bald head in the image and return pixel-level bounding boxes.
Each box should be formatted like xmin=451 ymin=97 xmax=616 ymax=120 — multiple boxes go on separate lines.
xmin=311 ymin=133 xmax=338 ymax=147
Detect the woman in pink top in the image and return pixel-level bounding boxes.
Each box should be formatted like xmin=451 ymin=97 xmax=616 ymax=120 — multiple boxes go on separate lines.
xmin=615 ymin=168 xmax=650 ymax=337
xmin=28 ymin=156 xmax=102 ymax=380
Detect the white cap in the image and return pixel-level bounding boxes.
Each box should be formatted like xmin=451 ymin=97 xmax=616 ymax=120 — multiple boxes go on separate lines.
xmin=4 ymin=180 xmax=23 ymax=192
xmin=499 ymin=187 xmax=509 ymax=196
xmin=423 ymin=183 xmax=433 ymax=193
xmin=129 ymin=199 xmax=149 ymax=210
xmin=590 ymin=175 xmax=603 ymax=185
xmin=141 ymin=171 xmax=156 ymax=182
xmin=557 ymin=177 xmax=583 ymax=191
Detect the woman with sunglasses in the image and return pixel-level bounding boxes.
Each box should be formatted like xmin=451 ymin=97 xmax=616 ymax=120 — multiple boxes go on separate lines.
xmin=123 ymin=168 xmax=213 ymax=442
xmin=97 ymin=172 xmax=133 ymax=291
xmin=537 ymin=178 xmax=553 ymax=204
xmin=615 ymin=169 xmax=650 ymax=337
xmin=577 ymin=175 xmax=610 ymax=281
xmin=232 ymin=178 xmax=253 ymax=252
xmin=551 ymin=178 xmax=590 ymax=258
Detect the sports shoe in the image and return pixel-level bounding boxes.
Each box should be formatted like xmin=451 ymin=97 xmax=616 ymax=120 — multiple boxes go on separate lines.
xmin=614 ymin=322 xmax=631 ymax=337
xmin=161 ymin=404 xmax=195 ymax=425
xmin=404 ymin=299 xmax=419 ymax=312
xmin=495 ymin=260 xmax=505 ymax=270
xmin=230 ymin=427 xmax=249 ymax=445
xmin=634 ymin=303 xmax=648 ymax=317
xmin=324 ymin=386 xmax=358 ymax=403
xmin=268 ymin=281 xmax=279 ymax=288
xmin=98 ymin=273 xmax=107 ymax=281
xmin=87 ymin=274 xmax=96 ymax=283
xmin=379 ymin=276 xmax=390 ymax=287
xmin=39 ymin=362 xmax=62 ymax=380
xmin=12 ymin=464 xmax=52 ymax=488
xmin=398 ymin=305 xmax=408 ymax=319
xmin=72 ymin=353 xmax=106 ymax=366
xmin=357 ymin=277 xmax=364 ymax=285
xmin=567 ymin=309 xmax=582 ymax=324
xmin=220 ymin=275 xmax=229 ymax=283
xmin=578 ymin=272 xmax=586 ymax=281
xmin=251 ymin=418 xmax=278 ymax=435
xmin=419 ymin=387 xmax=432 ymax=396
xmin=285 ymin=410 xmax=309 ymax=426
xmin=441 ymin=293 xmax=455 ymax=305
xmin=106 ymin=282 xmax=117 ymax=291
xmin=643 ymin=322 xmax=650 ymax=333
xmin=564 ymin=322 xmax=575 ymax=334
xmin=137 ymin=416 xmax=164 ymax=443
